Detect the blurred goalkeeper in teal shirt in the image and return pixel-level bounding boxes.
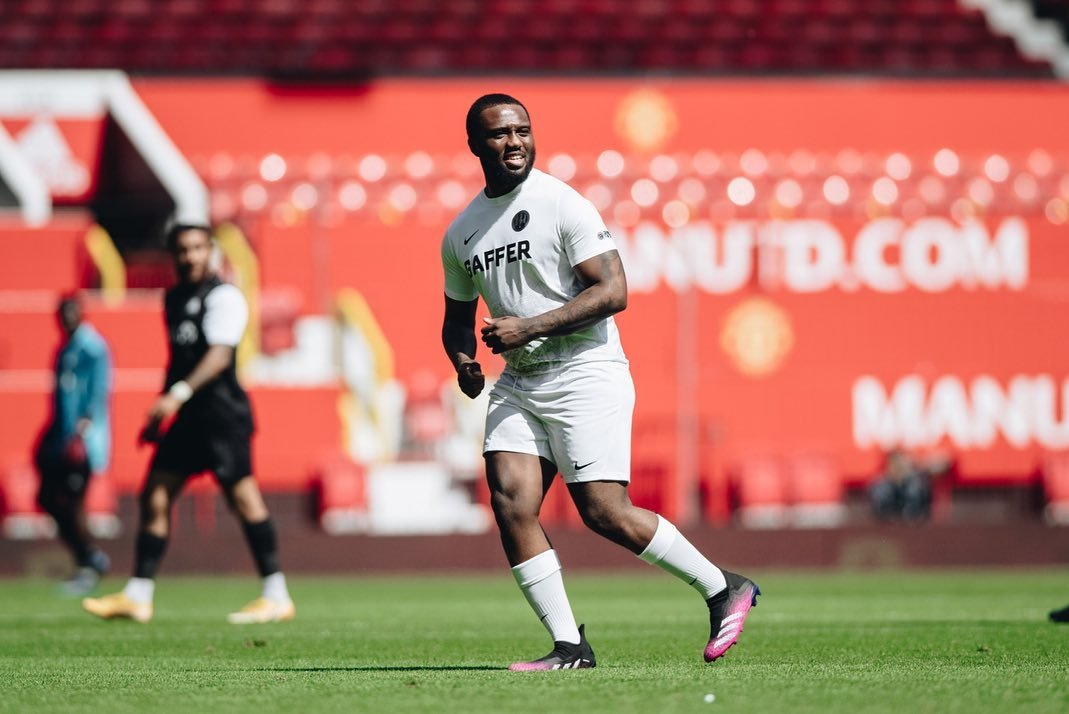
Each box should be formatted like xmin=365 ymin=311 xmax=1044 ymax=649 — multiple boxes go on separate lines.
xmin=34 ymin=295 xmax=112 ymax=595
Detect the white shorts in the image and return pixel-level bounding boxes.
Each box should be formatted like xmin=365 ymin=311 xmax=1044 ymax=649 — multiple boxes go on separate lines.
xmin=483 ymin=360 xmax=634 ymax=483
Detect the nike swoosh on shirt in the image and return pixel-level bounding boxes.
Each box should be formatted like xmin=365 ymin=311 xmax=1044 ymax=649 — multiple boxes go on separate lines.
xmin=464 ymin=230 xmax=479 ymax=245
xmin=574 ymin=461 xmax=596 ymax=471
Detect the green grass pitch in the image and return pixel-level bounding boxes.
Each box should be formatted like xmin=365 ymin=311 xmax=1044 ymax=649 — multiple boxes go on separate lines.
xmin=1 ymin=570 xmax=1067 ymax=713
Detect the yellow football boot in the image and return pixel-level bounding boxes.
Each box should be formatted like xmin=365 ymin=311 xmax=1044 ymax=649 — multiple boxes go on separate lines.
xmin=226 ymin=597 xmax=296 ymax=624
xmin=82 ymin=592 xmax=153 ymax=623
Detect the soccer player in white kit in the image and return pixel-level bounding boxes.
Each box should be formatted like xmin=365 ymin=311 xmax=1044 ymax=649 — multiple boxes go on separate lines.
xmin=441 ymin=94 xmax=760 ymax=670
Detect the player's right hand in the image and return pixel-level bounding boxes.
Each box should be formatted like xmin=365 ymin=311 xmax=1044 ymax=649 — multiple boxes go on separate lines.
xmin=138 ymin=416 xmax=162 ymax=445
xmin=457 ymin=360 xmax=485 ymax=399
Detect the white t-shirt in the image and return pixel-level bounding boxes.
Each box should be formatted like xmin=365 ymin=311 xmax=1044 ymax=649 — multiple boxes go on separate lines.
xmin=203 ymin=283 xmax=248 ymax=347
xmin=442 ymin=168 xmax=627 ymax=375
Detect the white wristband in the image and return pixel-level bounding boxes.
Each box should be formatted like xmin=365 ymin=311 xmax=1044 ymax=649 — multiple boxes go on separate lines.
xmin=168 ymin=380 xmax=193 ymax=404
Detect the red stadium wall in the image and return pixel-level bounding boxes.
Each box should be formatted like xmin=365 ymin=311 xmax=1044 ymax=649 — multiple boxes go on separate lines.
xmin=133 ymin=78 xmax=1066 ymax=156
xmin=5 ymin=78 xmax=1069 ymax=517
xmin=0 ymin=216 xmax=92 ymax=292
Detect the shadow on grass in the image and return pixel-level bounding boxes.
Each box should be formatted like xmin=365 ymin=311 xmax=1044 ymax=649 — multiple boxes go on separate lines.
xmin=257 ymin=666 xmax=502 ymax=672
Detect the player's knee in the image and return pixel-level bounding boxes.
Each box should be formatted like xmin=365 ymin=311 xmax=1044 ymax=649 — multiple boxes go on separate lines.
xmin=138 ymin=501 xmax=170 ymax=537
xmin=227 ymin=485 xmax=268 ymax=522
xmin=139 ymin=487 xmax=171 ymax=520
xmin=235 ymin=497 xmax=268 ymax=523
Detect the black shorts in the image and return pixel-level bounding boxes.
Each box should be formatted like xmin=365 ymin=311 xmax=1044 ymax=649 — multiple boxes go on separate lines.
xmin=35 ymin=448 xmax=92 ymax=499
xmin=150 ymin=416 xmax=253 ymax=487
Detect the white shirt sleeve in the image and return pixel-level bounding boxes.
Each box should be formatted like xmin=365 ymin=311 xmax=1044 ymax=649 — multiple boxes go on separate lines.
xmin=558 ymin=187 xmax=616 ymax=267
xmin=203 ymin=284 xmax=248 ymax=346
xmin=442 ymin=232 xmax=478 ymax=302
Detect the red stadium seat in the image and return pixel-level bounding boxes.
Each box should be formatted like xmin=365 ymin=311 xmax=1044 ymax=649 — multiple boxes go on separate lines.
xmin=786 ymin=452 xmax=847 ymax=528
xmin=0 ymin=0 xmax=1051 ymax=76
xmin=1042 ymin=453 xmax=1069 ymax=525
xmin=401 ymin=371 xmax=452 ymax=458
xmin=0 ymin=460 xmax=52 ymax=540
xmin=313 ymin=452 xmax=368 ymax=535
xmin=733 ymin=454 xmax=788 ymax=529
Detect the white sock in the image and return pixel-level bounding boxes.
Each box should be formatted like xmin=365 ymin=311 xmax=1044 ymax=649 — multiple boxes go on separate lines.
xmin=262 ymin=572 xmax=291 ymax=603
xmin=511 ymin=550 xmax=581 ymax=645
xmin=123 ymin=577 xmax=154 ymax=604
xmin=638 ymin=515 xmax=726 ymax=600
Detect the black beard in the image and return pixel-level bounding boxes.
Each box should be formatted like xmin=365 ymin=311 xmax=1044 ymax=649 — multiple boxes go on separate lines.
xmin=482 ymin=146 xmax=536 ymax=195
xmin=177 ymin=264 xmax=206 ymax=284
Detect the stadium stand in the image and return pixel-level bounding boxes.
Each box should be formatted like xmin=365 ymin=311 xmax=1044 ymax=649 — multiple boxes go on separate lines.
xmin=0 ymin=0 xmax=1054 ymax=76
xmin=191 ymin=146 xmax=1066 ymax=231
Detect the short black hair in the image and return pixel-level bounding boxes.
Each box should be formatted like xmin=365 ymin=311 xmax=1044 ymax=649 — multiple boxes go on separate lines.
xmin=465 ymin=93 xmax=529 ymax=140
xmin=165 ymin=222 xmax=213 ymax=252
xmin=57 ymin=292 xmax=81 ymax=315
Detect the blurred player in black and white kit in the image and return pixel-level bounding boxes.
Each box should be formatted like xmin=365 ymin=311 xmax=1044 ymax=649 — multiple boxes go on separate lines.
xmin=441 ymin=94 xmax=759 ymax=670
xmin=84 ymin=224 xmax=295 ymax=624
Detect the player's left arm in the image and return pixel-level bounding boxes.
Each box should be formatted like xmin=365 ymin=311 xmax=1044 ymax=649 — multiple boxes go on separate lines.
xmin=481 ymin=249 xmax=627 ymax=353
